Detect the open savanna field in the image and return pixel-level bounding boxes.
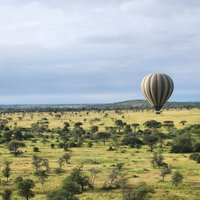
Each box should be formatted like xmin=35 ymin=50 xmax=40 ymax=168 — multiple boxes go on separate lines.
xmin=0 ymin=109 xmax=200 ymax=200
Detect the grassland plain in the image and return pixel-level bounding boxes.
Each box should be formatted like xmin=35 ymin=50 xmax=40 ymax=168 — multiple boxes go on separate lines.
xmin=0 ymin=109 xmax=200 ymax=200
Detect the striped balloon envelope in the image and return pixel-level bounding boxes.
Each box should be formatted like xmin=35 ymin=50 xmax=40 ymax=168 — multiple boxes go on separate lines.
xmin=141 ymin=73 xmax=174 ymax=114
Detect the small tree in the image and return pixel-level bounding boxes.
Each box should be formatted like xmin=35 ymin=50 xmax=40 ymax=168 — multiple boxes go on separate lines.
xmin=74 ymin=122 xmax=83 ymax=128
xmin=108 ymin=171 xmax=118 ymax=186
xmin=155 ymin=132 xmax=166 ymax=148
xmin=1 ymin=189 xmax=12 ymax=200
xmin=18 ymin=179 xmax=35 ymax=200
xmin=131 ymin=123 xmax=140 ymax=133
xmin=151 ymin=151 xmax=164 ymax=168
xmin=7 ymin=141 xmax=26 ymax=156
xmin=32 ymin=155 xmax=49 ymax=173
xmin=36 ymin=170 xmax=48 ymax=185
xmin=63 ymin=122 xmax=70 ymax=132
xmin=179 ymin=120 xmax=187 ymax=126
xmin=115 ymin=120 xmax=125 ymax=133
xmin=90 ymin=126 xmax=99 ymax=134
xmin=88 ymin=168 xmax=101 ymax=186
xmin=172 ymin=171 xmax=183 ymax=186
xmin=144 ymin=134 xmax=159 ymax=152
xmin=56 ymin=157 xmax=65 ymax=173
xmin=68 ymin=166 xmax=91 ymax=192
xmin=160 ymin=167 xmax=171 ymax=181
xmin=62 ymin=153 xmax=71 ymax=163
xmin=32 ymin=155 xmax=42 ymax=173
xmin=2 ymin=160 xmax=11 ymax=181
xmin=144 ymin=120 xmax=162 ymax=130
xmin=95 ymin=132 xmax=111 ymax=145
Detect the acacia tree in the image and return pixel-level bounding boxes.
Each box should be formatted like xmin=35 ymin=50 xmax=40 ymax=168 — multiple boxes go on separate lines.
xmin=143 ymin=120 xmax=162 ymax=130
xmin=36 ymin=170 xmax=49 ymax=186
xmin=162 ymin=121 xmax=175 ymax=136
xmin=7 ymin=141 xmax=26 ymax=156
xmin=56 ymin=153 xmax=71 ymax=173
xmin=115 ymin=120 xmax=125 ymax=133
xmin=160 ymin=167 xmax=171 ymax=181
xmin=179 ymin=120 xmax=187 ymax=126
xmin=131 ymin=123 xmax=140 ymax=133
xmin=63 ymin=122 xmax=70 ymax=132
xmin=68 ymin=166 xmax=91 ymax=192
xmin=88 ymin=168 xmax=101 ymax=186
xmin=71 ymin=124 xmax=85 ymax=142
xmin=155 ymin=132 xmax=166 ymax=148
xmin=56 ymin=157 xmax=65 ymax=173
xmin=144 ymin=134 xmax=159 ymax=152
xmin=95 ymin=132 xmax=111 ymax=145
xmin=32 ymin=155 xmax=49 ymax=174
xmin=90 ymin=126 xmax=99 ymax=134
xmin=2 ymin=160 xmax=11 ymax=181
xmin=18 ymin=179 xmax=35 ymax=200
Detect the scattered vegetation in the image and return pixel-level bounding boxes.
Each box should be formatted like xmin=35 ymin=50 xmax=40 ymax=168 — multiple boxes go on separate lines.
xmin=0 ymin=109 xmax=199 ymax=200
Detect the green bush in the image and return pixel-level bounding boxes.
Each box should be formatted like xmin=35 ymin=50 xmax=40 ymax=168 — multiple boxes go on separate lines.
xmin=192 ymin=141 xmax=200 ymax=152
xmin=33 ymin=147 xmax=40 ymax=152
xmin=1 ymin=189 xmax=12 ymax=200
xmin=189 ymin=153 xmax=200 ymax=163
xmin=170 ymin=134 xmax=193 ymax=153
xmin=47 ymin=189 xmax=79 ymax=200
xmin=123 ymin=182 xmax=154 ymax=200
xmin=172 ymin=171 xmax=183 ymax=186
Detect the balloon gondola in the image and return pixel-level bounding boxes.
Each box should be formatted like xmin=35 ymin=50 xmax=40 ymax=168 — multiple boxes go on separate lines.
xmin=141 ymin=73 xmax=174 ymax=114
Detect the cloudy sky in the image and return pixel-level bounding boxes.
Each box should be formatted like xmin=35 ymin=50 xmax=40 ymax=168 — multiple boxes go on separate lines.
xmin=0 ymin=0 xmax=199 ymax=104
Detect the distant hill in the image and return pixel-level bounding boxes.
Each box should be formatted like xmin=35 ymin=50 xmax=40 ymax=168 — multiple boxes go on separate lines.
xmin=0 ymin=100 xmax=200 ymax=112
xmin=85 ymin=100 xmax=200 ymax=110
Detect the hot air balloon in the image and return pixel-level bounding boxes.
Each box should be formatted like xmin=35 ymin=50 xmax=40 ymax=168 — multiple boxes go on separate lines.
xmin=141 ymin=73 xmax=174 ymax=114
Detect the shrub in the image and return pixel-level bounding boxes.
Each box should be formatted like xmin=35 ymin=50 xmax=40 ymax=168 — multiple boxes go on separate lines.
xmin=170 ymin=134 xmax=193 ymax=153
xmin=47 ymin=189 xmax=79 ymax=200
xmin=121 ymin=133 xmax=143 ymax=148
xmin=189 ymin=153 xmax=200 ymax=163
xmin=172 ymin=171 xmax=183 ymax=186
xmin=1 ymin=189 xmax=12 ymax=200
xmin=15 ymin=176 xmax=23 ymax=184
xmin=87 ymin=141 xmax=93 ymax=148
xmin=123 ymin=182 xmax=154 ymax=200
xmin=33 ymin=147 xmax=40 ymax=152
xmin=7 ymin=140 xmax=26 ymax=156
xmin=151 ymin=152 xmax=164 ymax=168
xmin=58 ymin=142 xmax=65 ymax=148
xmin=55 ymin=168 xmax=65 ymax=174
xmin=67 ymin=166 xmax=92 ymax=192
xmin=67 ymin=141 xmax=77 ymax=148
xmin=192 ymin=141 xmax=200 ymax=152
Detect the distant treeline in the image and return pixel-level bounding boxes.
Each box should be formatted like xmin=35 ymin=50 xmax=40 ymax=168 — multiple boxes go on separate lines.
xmin=0 ymin=100 xmax=199 ymax=113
